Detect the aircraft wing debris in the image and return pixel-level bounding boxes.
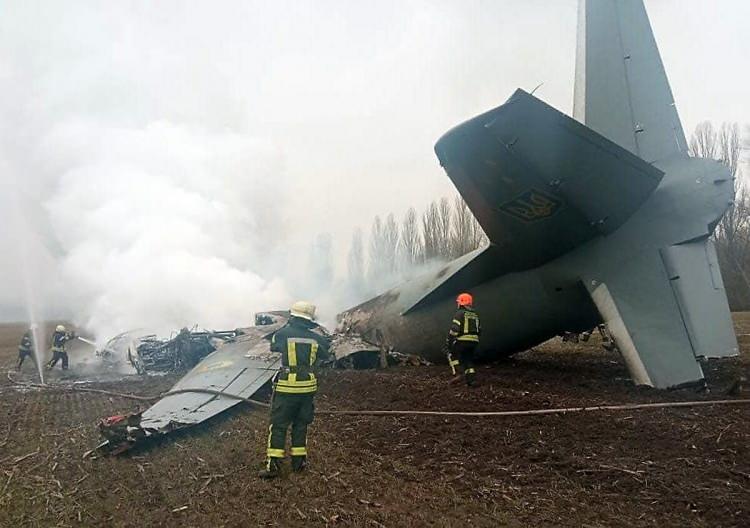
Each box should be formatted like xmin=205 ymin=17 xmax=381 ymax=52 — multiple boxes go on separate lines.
xmin=96 ymin=315 xmax=287 ymax=454
xmin=95 ymin=312 xmax=425 ymax=454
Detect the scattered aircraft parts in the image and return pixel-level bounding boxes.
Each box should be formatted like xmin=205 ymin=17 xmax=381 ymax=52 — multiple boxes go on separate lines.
xmin=94 ymin=312 xmax=413 ymax=454
xmin=95 ymin=316 xmax=286 ymax=455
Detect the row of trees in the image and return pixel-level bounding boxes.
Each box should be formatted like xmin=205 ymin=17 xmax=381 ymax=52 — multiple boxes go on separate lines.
xmin=689 ymin=121 xmax=750 ymax=310
xmin=346 ymin=196 xmax=487 ymax=299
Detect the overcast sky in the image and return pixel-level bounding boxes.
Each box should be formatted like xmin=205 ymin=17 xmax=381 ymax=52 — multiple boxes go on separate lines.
xmin=1 ymin=0 xmax=748 ymax=328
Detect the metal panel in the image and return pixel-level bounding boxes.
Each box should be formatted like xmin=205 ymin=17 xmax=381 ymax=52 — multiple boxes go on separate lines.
xmin=661 ymin=239 xmax=739 ymax=359
xmin=434 ymin=89 xmax=662 ymax=272
xmin=585 ymin=249 xmax=704 ymax=388
xmin=140 ymin=323 xmax=284 ymax=431
xmin=574 ymin=0 xmax=688 ymax=163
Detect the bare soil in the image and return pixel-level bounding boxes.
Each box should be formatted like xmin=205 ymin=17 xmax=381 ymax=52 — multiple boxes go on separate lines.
xmin=1 ymin=317 xmax=749 ymax=527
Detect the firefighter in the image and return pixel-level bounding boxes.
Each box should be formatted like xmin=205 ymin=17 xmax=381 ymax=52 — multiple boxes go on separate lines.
xmin=17 ymin=325 xmax=37 ymax=370
xmin=47 ymin=325 xmax=74 ymax=370
xmin=259 ymin=301 xmax=330 ymax=479
xmin=446 ymin=292 xmax=480 ymax=387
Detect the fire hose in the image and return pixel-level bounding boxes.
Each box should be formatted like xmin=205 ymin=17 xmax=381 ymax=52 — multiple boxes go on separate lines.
xmin=7 ymin=372 xmax=750 ymax=417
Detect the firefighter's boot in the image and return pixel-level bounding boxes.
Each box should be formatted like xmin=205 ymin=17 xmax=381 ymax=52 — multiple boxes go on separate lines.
xmin=291 ymin=456 xmax=307 ymax=473
xmin=258 ymin=457 xmax=281 ymax=479
xmin=465 ymin=368 xmax=477 ymax=387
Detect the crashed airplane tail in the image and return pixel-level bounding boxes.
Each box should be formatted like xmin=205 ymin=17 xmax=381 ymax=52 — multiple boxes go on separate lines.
xmin=338 ymin=0 xmax=737 ymax=388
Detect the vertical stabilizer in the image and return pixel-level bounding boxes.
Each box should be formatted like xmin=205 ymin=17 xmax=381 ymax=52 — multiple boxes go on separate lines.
xmin=574 ymin=0 xmax=688 ymax=163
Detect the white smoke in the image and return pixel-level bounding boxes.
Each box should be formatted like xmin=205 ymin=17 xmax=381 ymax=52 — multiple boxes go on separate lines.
xmin=0 ymin=0 xmax=586 ymax=340
xmin=39 ymin=120 xmax=294 ymax=339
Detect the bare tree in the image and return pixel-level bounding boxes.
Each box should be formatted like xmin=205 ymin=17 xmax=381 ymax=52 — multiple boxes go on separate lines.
xmin=436 ymin=197 xmax=452 ymax=258
xmin=448 ymin=196 xmax=489 ymax=259
xmin=399 ymin=207 xmax=422 ymax=268
xmin=450 ymin=196 xmax=474 ymax=257
xmin=368 ymin=215 xmax=385 ymax=283
xmin=469 ymin=211 xmax=488 ymax=251
xmin=421 ymin=201 xmax=442 ymax=262
xmin=383 ymin=213 xmax=399 ymax=275
xmin=716 ymin=123 xmax=744 ymax=242
xmin=689 ymin=121 xmax=718 ymax=159
xmin=347 ymin=227 xmax=365 ymax=295
xmin=691 ymin=121 xmax=750 ymax=309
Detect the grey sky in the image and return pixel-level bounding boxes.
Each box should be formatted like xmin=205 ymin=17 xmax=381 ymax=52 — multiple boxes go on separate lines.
xmin=1 ymin=0 xmax=748 ymax=326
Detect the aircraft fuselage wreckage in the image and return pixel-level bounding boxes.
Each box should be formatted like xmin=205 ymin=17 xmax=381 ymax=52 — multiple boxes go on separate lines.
xmin=339 ymin=0 xmax=738 ymax=389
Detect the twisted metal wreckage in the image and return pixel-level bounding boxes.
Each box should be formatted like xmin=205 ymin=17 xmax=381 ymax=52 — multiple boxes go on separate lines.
xmin=94 ymin=312 xmax=424 ymax=455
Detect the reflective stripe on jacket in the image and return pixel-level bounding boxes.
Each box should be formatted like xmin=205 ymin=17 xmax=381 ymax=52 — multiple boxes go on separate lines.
xmin=270 ymin=318 xmax=330 ymax=394
xmin=448 ymin=308 xmax=481 ymax=345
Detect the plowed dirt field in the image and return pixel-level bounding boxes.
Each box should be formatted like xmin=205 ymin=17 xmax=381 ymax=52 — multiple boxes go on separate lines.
xmin=1 ymin=318 xmax=749 ymax=527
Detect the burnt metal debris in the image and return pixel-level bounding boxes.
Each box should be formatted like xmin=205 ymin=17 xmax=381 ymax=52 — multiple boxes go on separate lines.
xmin=127 ymin=328 xmax=241 ymax=375
xmin=94 ymin=312 xmax=426 ymax=455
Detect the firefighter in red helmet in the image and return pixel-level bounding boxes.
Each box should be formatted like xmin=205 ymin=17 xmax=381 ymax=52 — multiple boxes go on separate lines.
xmin=446 ymin=292 xmax=480 ymax=386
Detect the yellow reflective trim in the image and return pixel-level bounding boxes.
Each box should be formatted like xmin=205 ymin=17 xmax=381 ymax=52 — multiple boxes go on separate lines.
xmin=266 ymin=425 xmax=275 ymax=454
xmin=276 ymin=372 xmax=317 ymax=393
xmin=464 ymin=313 xmax=479 ymax=334
xmin=290 ymin=447 xmax=307 ymax=456
xmin=275 ymin=386 xmax=317 ymax=394
xmin=311 ymin=342 xmax=318 ymax=364
xmin=449 ymin=360 xmax=460 ymax=366
xmin=266 ymin=448 xmax=286 ymax=458
xmin=465 ymin=368 xmax=476 ymax=374
xmin=457 ymin=335 xmax=479 ymax=342
xmin=288 ymin=341 xmax=297 ymax=367
xmin=452 ymin=319 xmax=461 ymax=325
xmin=276 ymin=378 xmax=316 ymax=387
xmin=277 ymin=384 xmax=317 ymax=391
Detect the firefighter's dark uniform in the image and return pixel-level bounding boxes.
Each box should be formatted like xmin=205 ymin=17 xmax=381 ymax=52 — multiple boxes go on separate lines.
xmin=48 ymin=331 xmax=73 ymax=370
xmin=447 ymin=307 xmax=480 ymax=386
xmin=263 ymin=316 xmax=330 ymax=475
xmin=17 ymin=330 xmax=35 ymax=370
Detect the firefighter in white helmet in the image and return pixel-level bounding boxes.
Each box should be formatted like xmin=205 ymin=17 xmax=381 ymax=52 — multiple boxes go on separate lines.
xmin=47 ymin=325 xmax=75 ymax=370
xmin=259 ymin=301 xmax=330 ymax=479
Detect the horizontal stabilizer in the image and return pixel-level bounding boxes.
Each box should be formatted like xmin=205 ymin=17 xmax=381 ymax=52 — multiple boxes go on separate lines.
xmin=435 ymin=89 xmax=663 ymax=273
xmin=585 ymin=250 xmax=705 ymax=388
xmin=403 ymin=245 xmax=498 ymax=314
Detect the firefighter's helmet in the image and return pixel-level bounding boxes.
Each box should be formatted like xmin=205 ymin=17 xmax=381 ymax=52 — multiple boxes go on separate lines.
xmin=290 ymin=301 xmax=316 ymax=321
xmin=55 ymin=325 xmax=66 ymax=333
xmin=456 ymin=293 xmax=473 ymax=307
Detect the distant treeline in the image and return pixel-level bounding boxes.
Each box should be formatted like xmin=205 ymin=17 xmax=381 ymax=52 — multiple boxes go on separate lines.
xmin=346 ymin=196 xmax=487 ymax=298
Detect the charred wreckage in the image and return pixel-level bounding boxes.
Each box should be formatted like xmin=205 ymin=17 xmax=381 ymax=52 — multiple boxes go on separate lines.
xmin=93 ymin=312 xmax=425 ymax=455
